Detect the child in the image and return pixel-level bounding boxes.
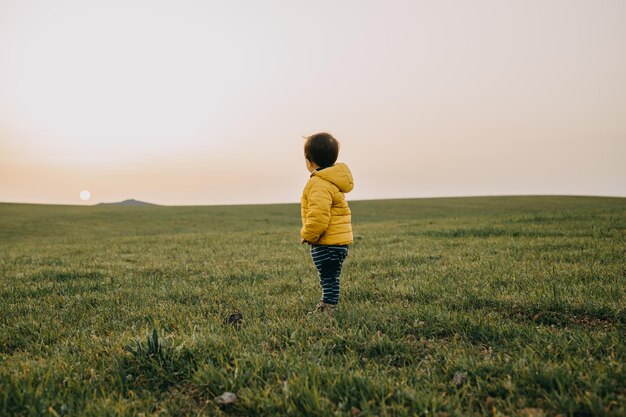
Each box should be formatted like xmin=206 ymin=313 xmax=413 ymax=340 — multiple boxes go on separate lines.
xmin=300 ymin=132 xmax=354 ymax=315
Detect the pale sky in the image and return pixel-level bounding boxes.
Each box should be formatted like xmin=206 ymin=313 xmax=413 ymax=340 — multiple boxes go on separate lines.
xmin=1 ymin=0 xmax=625 ymax=205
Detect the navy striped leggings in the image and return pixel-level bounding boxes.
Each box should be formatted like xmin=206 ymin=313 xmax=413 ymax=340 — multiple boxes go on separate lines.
xmin=310 ymin=244 xmax=349 ymax=305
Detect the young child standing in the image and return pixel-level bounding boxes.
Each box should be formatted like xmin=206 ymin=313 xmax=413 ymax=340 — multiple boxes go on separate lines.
xmin=300 ymin=132 xmax=354 ymax=315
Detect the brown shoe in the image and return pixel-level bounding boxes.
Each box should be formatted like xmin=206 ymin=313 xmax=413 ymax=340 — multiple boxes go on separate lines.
xmin=308 ymin=301 xmax=336 ymax=316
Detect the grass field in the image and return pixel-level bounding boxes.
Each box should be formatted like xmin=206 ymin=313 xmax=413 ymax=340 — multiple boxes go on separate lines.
xmin=0 ymin=196 xmax=624 ymax=417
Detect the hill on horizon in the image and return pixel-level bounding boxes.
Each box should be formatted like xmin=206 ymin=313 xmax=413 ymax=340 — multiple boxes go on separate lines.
xmin=97 ymin=199 xmax=159 ymax=206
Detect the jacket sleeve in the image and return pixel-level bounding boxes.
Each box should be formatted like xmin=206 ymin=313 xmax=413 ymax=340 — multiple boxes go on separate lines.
xmin=300 ymin=184 xmax=333 ymax=243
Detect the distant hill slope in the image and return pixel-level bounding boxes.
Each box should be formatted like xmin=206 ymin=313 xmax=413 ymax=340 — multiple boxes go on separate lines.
xmin=97 ymin=199 xmax=160 ymax=206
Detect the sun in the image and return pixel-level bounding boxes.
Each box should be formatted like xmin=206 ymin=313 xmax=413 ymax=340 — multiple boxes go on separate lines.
xmin=80 ymin=190 xmax=91 ymax=201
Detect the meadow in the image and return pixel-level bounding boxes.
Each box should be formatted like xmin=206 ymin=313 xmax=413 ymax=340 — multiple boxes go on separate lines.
xmin=0 ymin=196 xmax=624 ymax=417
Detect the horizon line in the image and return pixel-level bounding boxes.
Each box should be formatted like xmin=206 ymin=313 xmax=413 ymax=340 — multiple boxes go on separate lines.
xmin=1 ymin=193 xmax=625 ymax=208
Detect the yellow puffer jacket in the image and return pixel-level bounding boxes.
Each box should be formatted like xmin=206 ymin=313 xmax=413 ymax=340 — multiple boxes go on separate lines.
xmin=300 ymin=163 xmax=354 ymax=245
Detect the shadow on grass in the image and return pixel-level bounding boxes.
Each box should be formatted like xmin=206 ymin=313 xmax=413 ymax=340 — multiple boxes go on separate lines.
xmin=451 ymin=297 xmax=622 ymax=329
xmin=417 ymin=227 xmax=565 ymax=238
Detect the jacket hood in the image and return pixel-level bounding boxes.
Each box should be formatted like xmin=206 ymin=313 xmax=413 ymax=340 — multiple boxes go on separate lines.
xmin=313 ymin=163 xmax=354 ymax=193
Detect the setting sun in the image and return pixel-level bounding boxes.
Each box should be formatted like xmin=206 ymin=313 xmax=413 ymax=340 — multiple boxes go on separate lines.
xmin=79 ymin=190 xmax=91 ymax=201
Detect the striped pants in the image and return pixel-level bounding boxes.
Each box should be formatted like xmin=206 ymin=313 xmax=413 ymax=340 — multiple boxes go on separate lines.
xmin=310 ymin=244 xmax=349 ymax=305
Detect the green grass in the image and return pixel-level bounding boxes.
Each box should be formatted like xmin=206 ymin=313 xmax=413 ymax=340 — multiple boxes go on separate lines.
xmin=0 ymin=196 xmax=624 ymax=416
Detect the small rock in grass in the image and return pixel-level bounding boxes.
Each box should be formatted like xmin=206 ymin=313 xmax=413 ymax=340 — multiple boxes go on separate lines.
xmin=224 ymin=310 xmax=243 ymax=327
xmin=450 ymin=371 xmax=466 ymax=388
xmin=215 ymin=391 xmax=237 ymax=405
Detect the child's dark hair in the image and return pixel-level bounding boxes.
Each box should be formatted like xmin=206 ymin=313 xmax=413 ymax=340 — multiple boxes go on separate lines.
xmin=304 ymin=132 xmax=340 ymax=168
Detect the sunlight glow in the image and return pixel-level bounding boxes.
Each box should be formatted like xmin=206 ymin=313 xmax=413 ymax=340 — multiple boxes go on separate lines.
xmin=0 ymin=1 xmax=272 ymax=165
xmin=80 ymin=190 xmax=91 ymax=201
